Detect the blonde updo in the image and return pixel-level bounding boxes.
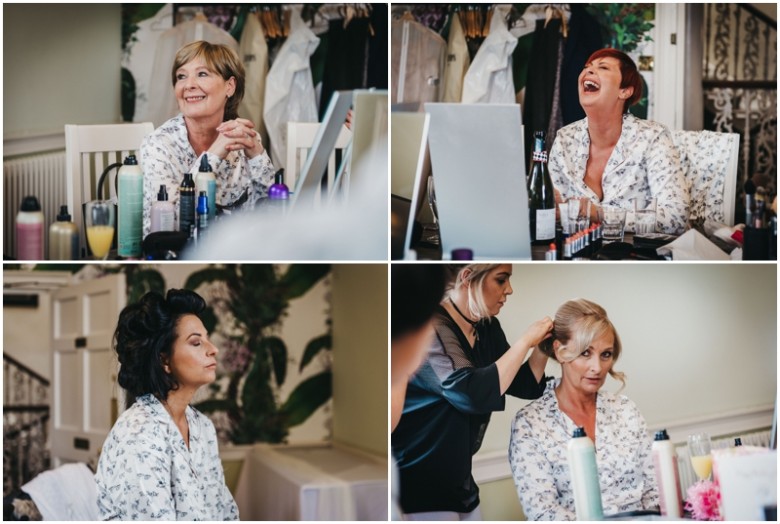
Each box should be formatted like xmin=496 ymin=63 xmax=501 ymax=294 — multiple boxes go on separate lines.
xmin=539 ymin=298 xmax=626 ymax=386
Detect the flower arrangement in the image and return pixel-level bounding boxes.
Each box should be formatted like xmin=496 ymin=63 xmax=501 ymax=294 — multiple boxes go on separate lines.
xmin=685 ymin=480 xmax=722 ymax=521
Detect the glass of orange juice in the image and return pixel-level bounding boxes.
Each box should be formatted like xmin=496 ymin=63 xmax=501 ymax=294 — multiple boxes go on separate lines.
xmin=687 ymin=432 xmax=713 ymax=481
xmin=85 ymin=200 xmax=115 ymax=260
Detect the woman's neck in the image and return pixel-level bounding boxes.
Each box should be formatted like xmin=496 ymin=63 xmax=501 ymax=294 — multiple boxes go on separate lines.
xmin=586 ymin=111 xmax=624 ymax=149
xmin=555 ymin=376 xmax=597 ymax=411
xmin=443 ymin=292 xmax=478 ymax=341
xmin=161 ymin=387 xmax=195 ymax=424
xmin=185 ymin=114 xmax=222 ymax=156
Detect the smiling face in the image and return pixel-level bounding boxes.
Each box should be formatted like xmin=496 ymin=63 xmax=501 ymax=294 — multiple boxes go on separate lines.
xmin=479 ymin=264 xmax=513 ymax=317
xmin=578 ymin=56 xmax=633 ymax=114
xmin=174 ymin=57 xmax=235 ymax=121
xmin=165 ymin=314 xmax=219 ymax=390
xmin=558 ymin=328 xmax=615 ymax=395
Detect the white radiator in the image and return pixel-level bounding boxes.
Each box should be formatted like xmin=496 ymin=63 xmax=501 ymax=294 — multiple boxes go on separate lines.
xmin=675 ymin=428 xmax=773 ymax=494
xmin=3 ymin=151 xmax=67 ymax=260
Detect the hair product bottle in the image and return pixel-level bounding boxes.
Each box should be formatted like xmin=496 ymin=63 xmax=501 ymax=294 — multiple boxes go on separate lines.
xmin=567 ymin=427 xmax=604 ymax=520
xmin=196 ymin=191 xmax=209 ymax=234
xmin=652 ymin=429 xmax=683 ymax=518
xmin=49 ymin=205 xmax=79 ymax=260
xmin=150 ymin=185 xmax=175 ymax=233
xmin=195 ymin=155 xmax=216 ymax=221
xmin=117 ymin=154 xmax=144 ymax=258
xmin=179 ymin=172 xmax=196 ymax=234
xmin=16 ymin=195 xmax=44 ymax=260
xmin=268 ymin=168 xmax=290 ymax=211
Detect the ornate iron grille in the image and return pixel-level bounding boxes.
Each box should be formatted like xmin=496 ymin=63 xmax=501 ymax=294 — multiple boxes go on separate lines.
xmin=3 ymin=354 xmax=50 ymax=497
xmin=703 ymin=3 xmax=777 ymax=220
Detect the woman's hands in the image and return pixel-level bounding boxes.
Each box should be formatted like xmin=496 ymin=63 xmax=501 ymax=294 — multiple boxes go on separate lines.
xmin=211 ymin=118 xmax=266 ymax=159
xmin=520 ymin=316 xmax=554 ymax=349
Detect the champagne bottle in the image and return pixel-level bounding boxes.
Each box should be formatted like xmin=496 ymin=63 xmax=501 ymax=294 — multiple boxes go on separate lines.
xmin=528 ymin=149 xmax=556 ymax=244
xmin=529 ymin=130 xmax=546 ymax=180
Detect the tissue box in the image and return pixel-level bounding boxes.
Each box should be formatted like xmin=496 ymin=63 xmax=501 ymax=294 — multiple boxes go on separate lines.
xmin=713 ymin=448 xmax=776 ymax=520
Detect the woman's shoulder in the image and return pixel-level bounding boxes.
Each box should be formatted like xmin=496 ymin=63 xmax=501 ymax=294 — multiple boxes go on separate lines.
xmin=556 ymin=118 xmax=588 ymax=139
xmin=143 ymin=114 xmax=186 ymax=146
xmin=108 ymin=395 xmax=168 ymax=441
xmin=623 ymin=113 xmax=671 ymax=139
xmin=514 ymin=380 xmax=556 ymax=423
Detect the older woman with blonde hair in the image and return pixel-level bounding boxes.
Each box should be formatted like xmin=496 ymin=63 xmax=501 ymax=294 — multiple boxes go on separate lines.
xmin=393 ymin=264 xmax=553 ymax=520
xmin=509 ymin=298 xmax=658 ymax=520
xmin=141 ymin=40 xmax=275 ymax=238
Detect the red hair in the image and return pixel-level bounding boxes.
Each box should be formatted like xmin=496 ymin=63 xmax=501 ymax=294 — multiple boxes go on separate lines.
xmin=585 ymin=48 xmax=642 ymax=113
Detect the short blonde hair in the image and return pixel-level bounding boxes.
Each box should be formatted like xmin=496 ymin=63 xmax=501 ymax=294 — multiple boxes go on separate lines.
xmin=172 ymin=41 xmax=245 ymax=121
xmin=539 ymin=298 xmax=626 ymax=386
xmin=445 ymin=264 xmax=502 ymax=320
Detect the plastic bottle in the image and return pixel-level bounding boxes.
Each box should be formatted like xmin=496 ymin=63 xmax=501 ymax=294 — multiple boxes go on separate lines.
xmin=268 ymin=168 xmax=290 ymax=211
xmin=652 ymin=429 xmax=683 ymax=518
xmin=150 ymin=185 xmax=175 ymax=233
xmin=179 ymin=172 xmax=196 ymax=234
xmin=195 ymin=155 xmax=217 ymax=222
xmin=117 ymin=154 xmax=144 ymax=258
xmin=567 ymin=427 xmax=603 ymax=521
xmin=16 ymin=196 xmax=44 ymax=260
xmin=49 ymin=205 xmax=79 ymax=260
xmin=196 ymin=191 xmax=209 ymax=234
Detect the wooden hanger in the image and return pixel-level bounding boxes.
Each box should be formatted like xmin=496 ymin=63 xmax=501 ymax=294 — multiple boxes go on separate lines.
xmin=545 ymin=5 xmax=569 ymax=37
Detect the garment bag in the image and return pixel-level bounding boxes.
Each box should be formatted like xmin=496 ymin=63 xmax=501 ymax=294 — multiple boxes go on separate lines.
xmin=237 ymin=12 xmax=270 ymax=147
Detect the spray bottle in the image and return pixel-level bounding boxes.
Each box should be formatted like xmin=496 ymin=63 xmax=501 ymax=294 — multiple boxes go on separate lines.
xmin=179 ymin=173 xmax=196 ymax=234
xmin=567 ymin=427 xmax=604 ymax=520
xmin=195 ymin=155 xmax=216 ymax=222
xmin=150 ymin=185 xmax=175 ymax=233
xmin=16 ymin=196 xmax=44 ymax=260
xmin=652 ymin=429 xmax=683 ymax=518
xmin=117 ymin=154 xmax=143 ymax=257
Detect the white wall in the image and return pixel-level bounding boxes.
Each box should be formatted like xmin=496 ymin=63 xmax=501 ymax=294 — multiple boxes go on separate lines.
xmin=478 ymin=263 xmax=777 ymax=456
xmin=3 ymin=4 xmax=122 ymax=138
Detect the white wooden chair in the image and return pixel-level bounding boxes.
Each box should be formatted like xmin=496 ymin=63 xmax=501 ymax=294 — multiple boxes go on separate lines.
xmin=286 ymin=121 xmax=352 ymax=200
xmin=671 ymin=129 xmax=740 ymax=226
xmin=65 ymin=122 xmax=153 ymax=256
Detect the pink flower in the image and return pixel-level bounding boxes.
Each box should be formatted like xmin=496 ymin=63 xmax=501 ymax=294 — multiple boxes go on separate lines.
xmin=685 ymin=480 xmax=722 ymax=520
xmin=219 ymin=338 xmax=252 ymax=374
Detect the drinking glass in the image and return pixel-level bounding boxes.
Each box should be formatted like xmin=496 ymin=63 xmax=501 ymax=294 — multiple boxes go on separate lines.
xmin=85 ymin=200 xmax=115 ymax=260
xmin=599 ymin=206 xmax=627 ymax=243
xmin=688 ymin=432 xmax=713 ymax=481
xmin=424 ymin=175 xmax=440 ymax=245
xmin=634 ymin=197 xmax=657 ymax=235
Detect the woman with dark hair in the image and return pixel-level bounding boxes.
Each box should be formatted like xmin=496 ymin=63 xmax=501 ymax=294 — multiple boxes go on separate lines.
xmin=392 ymin=264 xmax=553 ymax=520
xmin=509 ymin=299 xmax=658 ymax=520
xmin=140 ymin=40 xmax=275 ymax=238
xmin=95 ymin=289 xmax=238 ymax=520
xmin=548 ymin=48 xmax=689 ymax=234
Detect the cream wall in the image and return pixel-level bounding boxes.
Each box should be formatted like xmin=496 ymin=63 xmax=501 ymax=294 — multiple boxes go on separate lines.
xmin=331 ymin=264 xmax=388 ymax=457
xmin=479 ymin=263 xmax=776 ymax=458
xmin=3 ymin=4 xmax=122 ymax=138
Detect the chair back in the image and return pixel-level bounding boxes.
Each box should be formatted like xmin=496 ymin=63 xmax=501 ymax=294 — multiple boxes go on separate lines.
xmin=672 ymin=129 xmax=740 ymax=226
xmin=65 ymin=122 xmax=153 ymax=256
xmin=286 ymin=121 xmax=352 ymax=203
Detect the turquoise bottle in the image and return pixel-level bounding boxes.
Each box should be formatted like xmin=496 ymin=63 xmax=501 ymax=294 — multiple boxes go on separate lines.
xmin=117 ymin=154 xmax=143 ymax=258
xmin=567 ymin=427 xmax=603 ymax=520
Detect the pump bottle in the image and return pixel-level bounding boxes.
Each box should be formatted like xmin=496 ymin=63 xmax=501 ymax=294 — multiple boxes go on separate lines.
xmin=150 ymin=185 xmax=175 ymax=233
xmin=16 ymin=195 xmax=44 ymax=260
xmin=49 ymin=205 xmax=79 ymax=260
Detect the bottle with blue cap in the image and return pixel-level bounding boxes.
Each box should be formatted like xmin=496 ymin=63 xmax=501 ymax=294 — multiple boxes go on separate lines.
xmin=196 ymin=191 xmax=209 ymax=235
xmin=195 ymin=155 xmax=216 ymax=221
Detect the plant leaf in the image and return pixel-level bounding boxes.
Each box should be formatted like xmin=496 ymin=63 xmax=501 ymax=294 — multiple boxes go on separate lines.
xmin=183 ymin=266 xmax=232 ymax=292
xmin=241 ymin=352 xmax=276 ymax=418
xmin=200 ymin=306 xmax=218 ymax=334
xmin=279 ymin=371 xmax=332 ymax=427
xmin=193 ymin=398 xmax=238 ymax=414
xmin=126 ymin=268 xmax=166 ymax=304
xmin=279 ymin=264 xmax=330 ymax=300
xmin=299 ymin=334 xmax=332 ymax=372
xmin=257 ymin=336 xmax=288 ymax=387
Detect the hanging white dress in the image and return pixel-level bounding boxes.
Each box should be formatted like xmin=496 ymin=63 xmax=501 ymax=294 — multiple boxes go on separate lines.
xmin=237 ymin=12 xmax=270 ymax=147
xmin=144 ymin=18 xmax=239 ymax=128
xmin=461 ymin=5 xmax=519 ymax=104
xmin=263 ymin=7 xmax=320 ymax=170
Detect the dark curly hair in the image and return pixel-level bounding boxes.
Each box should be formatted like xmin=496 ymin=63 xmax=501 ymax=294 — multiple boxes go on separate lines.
xmin=114 ymin=289 xmax=206 ymax=408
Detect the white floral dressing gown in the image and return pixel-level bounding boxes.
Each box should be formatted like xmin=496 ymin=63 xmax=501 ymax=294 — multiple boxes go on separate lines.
xmin=95 ymin=394 xmax=239 ymax=520
xmin=140 ymin=114 xmax=275 ymax=238
xmin=509 ymin=379 xmax=659 ymax=520
xmin=549 ymin=113 xmax=690 ymax=234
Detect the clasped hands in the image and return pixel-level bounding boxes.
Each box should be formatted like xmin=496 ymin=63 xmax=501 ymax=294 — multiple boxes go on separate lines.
xmin=211 ymin=118 xmax=265 ymax=160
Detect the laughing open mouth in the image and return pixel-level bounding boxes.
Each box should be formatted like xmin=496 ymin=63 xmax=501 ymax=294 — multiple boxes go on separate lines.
xmin=186 ymin=95 xmax=206 ymax=102
xmin=583 ymin=80 xmax=600 ymax=92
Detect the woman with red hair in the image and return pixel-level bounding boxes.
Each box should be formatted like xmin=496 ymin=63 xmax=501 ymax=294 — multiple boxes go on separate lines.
xmin=548 ymin=49 xmax=689 ymax=234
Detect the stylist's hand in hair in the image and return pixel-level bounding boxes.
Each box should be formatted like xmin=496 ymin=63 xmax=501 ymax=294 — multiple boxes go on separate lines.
xmin=521 ymin=316 xmax=554 ymax=348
